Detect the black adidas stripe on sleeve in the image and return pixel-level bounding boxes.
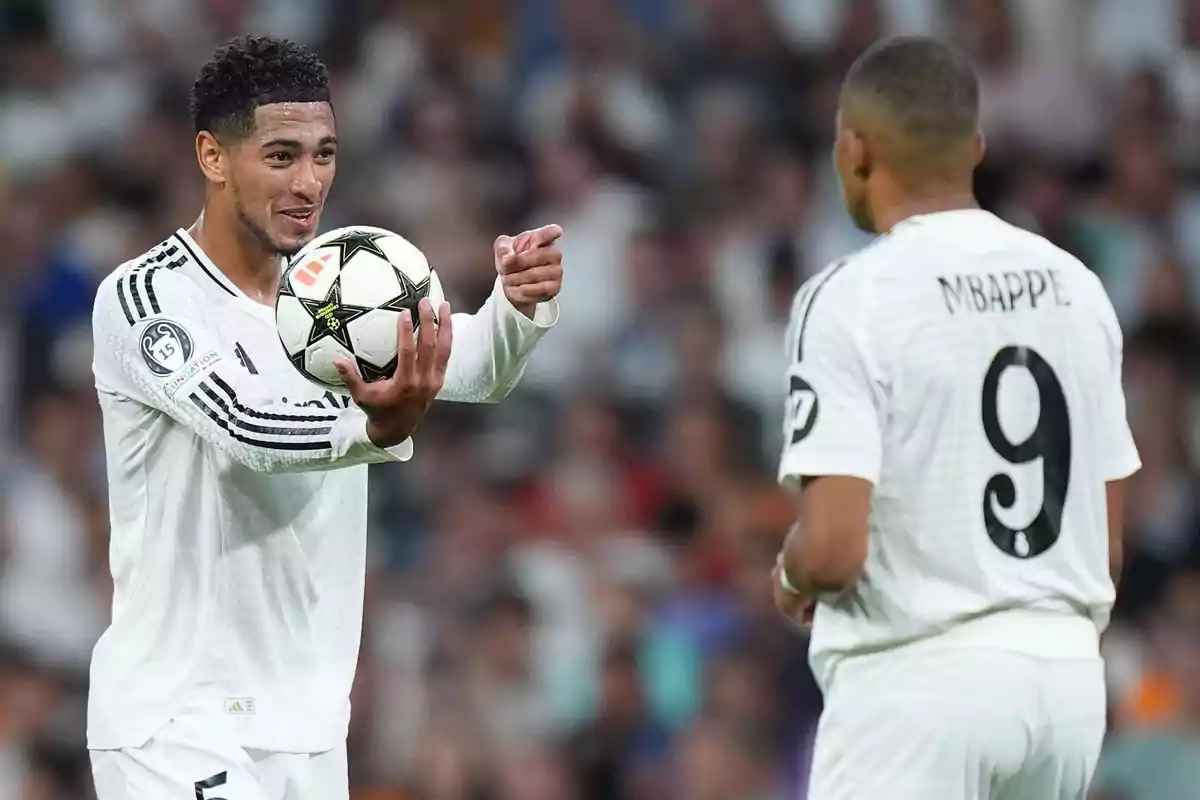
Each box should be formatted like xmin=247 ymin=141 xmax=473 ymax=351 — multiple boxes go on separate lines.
xmin=119 ymin=242 xmax=189 ymax=326
xmin=206 ymin=374 xmax=339 ymax=424
xmin=189 ymin=391 xmax=335 ymax=451
xmin=196 ymin=383 xmax=334 ymax=438
xmin=129 ymin=269 xmax=148 ymax=319
xmin=185 ymin=372 xmax=337 ymax=451
xmin=143 ymin=252 xmax=187 ymax=316
xmin=116 ymin=275 xmax=136 ymax=325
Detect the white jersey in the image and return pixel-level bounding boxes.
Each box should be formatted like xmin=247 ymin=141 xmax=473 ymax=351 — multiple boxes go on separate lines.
xmin=88 ymin=229 xmax=557 ymax=752
xmin=778 ymin=209 xmax=1140 ymax=690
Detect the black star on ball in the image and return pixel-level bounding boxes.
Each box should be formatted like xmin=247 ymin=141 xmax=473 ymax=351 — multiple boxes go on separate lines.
xmin=380 ymin=275 xmax=432 ymax=325
xmin=323 ymin=230 xmax=391 ymax=263
xmin=299 ymin=278 xmax=373 ymax=352
xmin=356 ymin=356 xmax=397 ymax=383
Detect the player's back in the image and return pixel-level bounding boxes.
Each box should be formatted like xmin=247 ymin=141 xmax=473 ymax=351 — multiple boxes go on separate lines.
xmin=789 ymin=210 xmax=1139 ymax=686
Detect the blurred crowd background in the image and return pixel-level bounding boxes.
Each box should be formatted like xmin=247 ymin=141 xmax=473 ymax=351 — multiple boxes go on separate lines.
xmin=3 ymin=0 xmax=1200 ymax=798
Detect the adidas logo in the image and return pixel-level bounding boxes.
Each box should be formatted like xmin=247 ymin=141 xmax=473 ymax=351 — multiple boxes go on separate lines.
xmin=224 ymin=697 xmax=256 ymax=715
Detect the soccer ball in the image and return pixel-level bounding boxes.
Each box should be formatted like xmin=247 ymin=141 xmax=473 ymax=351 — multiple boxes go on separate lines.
xmin=275 ymin=225 xmax=445 ymax=393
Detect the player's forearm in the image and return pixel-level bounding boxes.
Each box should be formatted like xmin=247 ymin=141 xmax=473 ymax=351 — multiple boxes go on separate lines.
xmin=218 ymin=409 xmax=412 ymax=474
xmin=144 ymin=367 xmax=410 ymax=474
xmin=1109 ymin=540 xmax=1123 ymax=590
xmin=781 ymin=522 xmax=863 ymax=596
xmin=778 ymin=522 xmax=832 ymax=599
xmin=783 ymin=474 xmax=872 ymax=595
xmin=780 ymin=539 xmax=830 ymax=596
xmin=1105 ymin=479 xmax=1127 ymax=591
xmin=437 ymin=282 xmax=557 ymax=403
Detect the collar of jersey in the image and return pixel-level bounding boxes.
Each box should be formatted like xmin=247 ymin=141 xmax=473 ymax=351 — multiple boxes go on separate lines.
xmin=893 ymin=208 xmax=993 ymax=230
xmin=173 ymin=228 xmax=279 ymax=323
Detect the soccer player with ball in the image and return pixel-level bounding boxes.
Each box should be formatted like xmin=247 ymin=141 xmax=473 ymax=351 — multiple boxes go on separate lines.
xmin=88 ymin=36 xmax=561 ymax=799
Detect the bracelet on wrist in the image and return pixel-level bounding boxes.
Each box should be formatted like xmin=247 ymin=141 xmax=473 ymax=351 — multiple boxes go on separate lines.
xmin=780 ymin=567 xmax=806 ymax=596
xmin=776 ymin=553 xmax=805 ymax=596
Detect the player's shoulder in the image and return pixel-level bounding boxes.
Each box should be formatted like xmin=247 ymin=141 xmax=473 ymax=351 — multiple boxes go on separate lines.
xmin=100 ymin=236 xmax=192 ymax=288
xmin=812 ymin=224 xmax=933 ymax=289
xmin=95 ymin=235 xmax=197 ymax=331
xmin=993 ymin=217 xmax=1095 ymax=274
xmin=964 ymin=213 xmax=1104 ymax=287
xmin=789 ymin=234 xmax=897 ymax=323
xmin=902 ymin=211 xmax=1115 ymax=313
xmin=995 ymin=220 xmax=1120 ymax=324
xmin=783 ymin=241 xmax=896 ymax=368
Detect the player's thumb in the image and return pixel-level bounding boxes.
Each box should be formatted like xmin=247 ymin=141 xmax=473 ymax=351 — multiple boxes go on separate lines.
xmin=494 ymin=234 xmax=515 ymax=263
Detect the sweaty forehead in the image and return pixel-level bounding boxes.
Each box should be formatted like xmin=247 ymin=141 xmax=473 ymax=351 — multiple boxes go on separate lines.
xmin=250 ymin=102 xmax=335 ymax=142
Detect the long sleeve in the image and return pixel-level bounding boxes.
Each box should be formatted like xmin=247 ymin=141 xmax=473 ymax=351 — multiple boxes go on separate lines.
xmin=92 ymin=268 xmax=412 ymax=474
xmin=437 ymin=278 xmax=559 ymax=403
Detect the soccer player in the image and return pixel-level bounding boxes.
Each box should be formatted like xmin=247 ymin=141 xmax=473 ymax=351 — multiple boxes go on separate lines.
xmin=87 ymin=36 xmax=562 ymax=799
xmin=772 ymin=36 xmax=1139 ymax=799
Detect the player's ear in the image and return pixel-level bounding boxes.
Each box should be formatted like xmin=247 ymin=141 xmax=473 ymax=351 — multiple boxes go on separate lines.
xmin=972 ymin=130 xmax=986 ymax=168
xmin=196 ymin=131 xmax=227 ymax=186
xmin=848 ymin=130 xmax=871 ymax=180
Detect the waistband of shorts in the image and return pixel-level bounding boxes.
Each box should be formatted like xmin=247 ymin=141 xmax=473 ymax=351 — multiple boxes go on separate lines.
xmin=811 ymin=608 xmax=1102 ymax=693
xmin=898 ymin=607 xmax=1101 ymax=660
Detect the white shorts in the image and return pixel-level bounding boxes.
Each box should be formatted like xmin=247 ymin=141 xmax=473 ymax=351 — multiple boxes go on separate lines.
xmin=808 ymin=646 xmax=1106 ymax=800
xmin=90 ymin=716 xmax=348 ymax=800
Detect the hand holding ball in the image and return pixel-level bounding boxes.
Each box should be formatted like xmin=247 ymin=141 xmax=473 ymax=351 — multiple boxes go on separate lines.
xmin=275 ymin=225 xmax=452 ymax=447
xmin=276 ymin=225 xmax=447 ymax=392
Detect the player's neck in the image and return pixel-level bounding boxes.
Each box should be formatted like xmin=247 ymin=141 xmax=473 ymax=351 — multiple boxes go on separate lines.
xmin=188 ymin=209 xmax=281 ymax=306
xmin=872 ymin=191 xmax=980 ymax=235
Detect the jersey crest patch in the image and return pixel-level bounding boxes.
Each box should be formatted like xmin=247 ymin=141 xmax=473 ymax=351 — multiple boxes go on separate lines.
xmin=140 ymin=319 xmax=194 ymax=376
xmin=234 ymin=341 xmax=259 ymax=375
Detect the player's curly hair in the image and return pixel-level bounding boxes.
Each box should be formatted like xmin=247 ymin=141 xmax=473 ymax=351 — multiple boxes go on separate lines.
xmin=189 ymin=35 xmax=331 ymax=140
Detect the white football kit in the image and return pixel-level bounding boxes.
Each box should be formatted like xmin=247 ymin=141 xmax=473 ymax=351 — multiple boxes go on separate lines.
xmin=87 ymin=229 xmax=557 ymax=799
xmin=779 ymin=210 xmax=1140 ymax=800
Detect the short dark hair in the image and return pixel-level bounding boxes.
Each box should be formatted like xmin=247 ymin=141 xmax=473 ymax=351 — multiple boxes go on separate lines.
xmin=841 ymin=36 xmax=979 ymax=148
xmin=189 ymin=35 xmax=330 ymax=140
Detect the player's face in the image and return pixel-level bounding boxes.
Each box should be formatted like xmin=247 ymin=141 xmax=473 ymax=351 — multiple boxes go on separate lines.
xmin=833 ymin=113 xmax=876 ymax=233
xmin=226 ymin=102 xmax=337 ymax=257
